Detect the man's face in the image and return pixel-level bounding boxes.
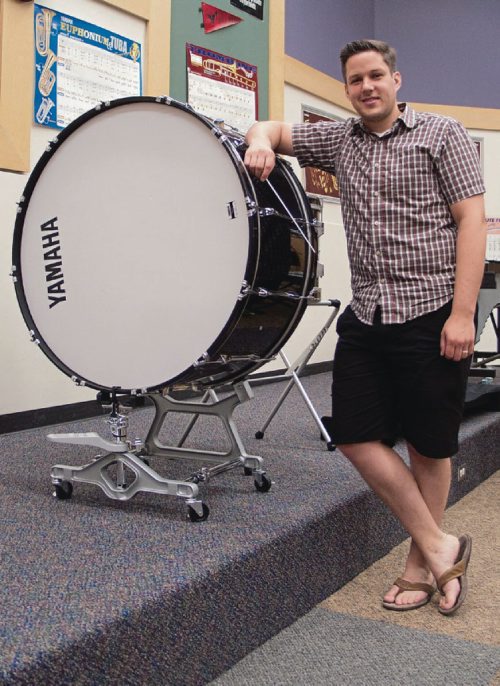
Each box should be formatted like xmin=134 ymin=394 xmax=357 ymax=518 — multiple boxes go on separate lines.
xmin=344 ymin=50 xmax=401 ymax=132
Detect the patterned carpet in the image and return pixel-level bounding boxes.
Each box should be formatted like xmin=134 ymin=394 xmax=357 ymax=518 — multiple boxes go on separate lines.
xmin=211 ymin=472 xmax=500 ymax=686
xmin=0 ymin=373 xmax=498 ymax=684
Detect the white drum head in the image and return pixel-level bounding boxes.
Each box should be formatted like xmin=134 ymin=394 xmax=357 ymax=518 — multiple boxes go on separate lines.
xmin=17 ymin=100 xmax=252 ymax=391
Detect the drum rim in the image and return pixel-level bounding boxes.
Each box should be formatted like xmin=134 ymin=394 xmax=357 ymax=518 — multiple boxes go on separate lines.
xmin=12 ymin=96 xmax=261 ymax=394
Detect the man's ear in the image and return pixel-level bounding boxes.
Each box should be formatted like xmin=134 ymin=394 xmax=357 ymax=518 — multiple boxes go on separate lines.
xmin=393 ymin=71 xmax=402 ymax=93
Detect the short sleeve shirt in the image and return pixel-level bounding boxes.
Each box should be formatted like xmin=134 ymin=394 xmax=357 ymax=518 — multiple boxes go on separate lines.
xmin=292 ymin=104 xmax=485 ymax=324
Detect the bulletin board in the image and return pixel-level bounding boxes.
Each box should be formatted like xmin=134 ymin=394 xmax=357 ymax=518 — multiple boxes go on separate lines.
xmin=169 ymin=0 xmax=270 ymax=121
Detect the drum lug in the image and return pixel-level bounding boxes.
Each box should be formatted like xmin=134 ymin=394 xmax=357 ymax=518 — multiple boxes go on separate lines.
xmin=258 ymin=207 xmax=277 ymax=218
xmin=156 ymin=95 xmax=184 ymax=108
xmin=239 ymin=281 xmax=250 ymax=299
xmin=71 ymin=375 xmax=86 ymax=387
xmin=193 ymin=352 xmax=210 ymax=367
xmin=246 ymin=198 xmax=257 ymax=216
xmin=45 ymin=137 xmax=58 ymax=153
xmin=130 ymin=388 xmax=149 ymax=396
xmin=29 ymin=330 xmax=41 ymax=346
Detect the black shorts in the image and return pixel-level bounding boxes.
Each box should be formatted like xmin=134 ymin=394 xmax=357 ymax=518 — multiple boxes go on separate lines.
xmin=330 ymin=302 xmax=472 ymax=458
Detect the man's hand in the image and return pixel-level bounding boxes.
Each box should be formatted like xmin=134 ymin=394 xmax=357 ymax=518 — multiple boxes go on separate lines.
xmin=244 ymin=121 xmax=294 ymax=181
xmin=440 ymin=313 xmax=475 ymax=362
xmin=244 ymin=143 xmax=276 ymax=181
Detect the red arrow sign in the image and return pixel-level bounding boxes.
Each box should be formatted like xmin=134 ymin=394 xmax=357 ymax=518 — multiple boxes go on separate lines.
xmin=201 ymin=2 xmax=243 ymax=33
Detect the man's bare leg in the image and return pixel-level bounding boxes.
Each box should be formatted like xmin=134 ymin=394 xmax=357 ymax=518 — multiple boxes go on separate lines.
xmin=383 ymin=444 xmax=452 ymax=607
xmin=338 ymin=440 xmax=461 ymax=611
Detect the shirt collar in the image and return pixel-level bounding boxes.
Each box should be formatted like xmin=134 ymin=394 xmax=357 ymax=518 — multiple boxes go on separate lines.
xmin=352 ymin=103 xmax=417 ymax=136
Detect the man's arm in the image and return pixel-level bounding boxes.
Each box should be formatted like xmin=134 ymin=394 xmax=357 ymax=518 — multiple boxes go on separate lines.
xmin=244 ymin=121 xmax=294 ymax=181
xmin=440 ymin=193 xmax=487 ymax=361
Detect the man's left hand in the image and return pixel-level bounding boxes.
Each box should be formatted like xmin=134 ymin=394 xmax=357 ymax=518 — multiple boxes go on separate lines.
xmin=440 ymin=314 xmax=475 ymax=362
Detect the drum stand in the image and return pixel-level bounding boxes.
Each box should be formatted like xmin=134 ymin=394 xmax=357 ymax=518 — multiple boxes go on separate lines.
xmin=49 ymin=381 xmax=270 ymax=522
xmin=252 ymin=299 xmax=340 ymax=451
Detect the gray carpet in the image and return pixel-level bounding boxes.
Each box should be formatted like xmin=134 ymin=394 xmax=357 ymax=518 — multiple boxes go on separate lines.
xmin=210 ymin=608 xmax=500 ymax=686
xmin=0 ymin=373 xmax=498 ymax=684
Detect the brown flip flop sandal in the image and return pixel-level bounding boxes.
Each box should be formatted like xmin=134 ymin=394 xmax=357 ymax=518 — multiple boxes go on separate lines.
xmin=382 ymin=577 xmax=436 ymax=611
xmin=437 ymin=534 xmax=472 ymax=616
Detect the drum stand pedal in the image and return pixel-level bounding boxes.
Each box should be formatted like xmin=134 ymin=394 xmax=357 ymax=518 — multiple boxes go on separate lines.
xmin=49 ymin=381 xmax=271 ymax=522
xmin=252 ymin=299 xmax=340 ymax=451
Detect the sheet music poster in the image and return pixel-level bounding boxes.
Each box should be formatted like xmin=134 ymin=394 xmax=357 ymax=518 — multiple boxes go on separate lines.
xmin=186 ymin=44 xmax=258 ymax=134
xmin=34 ymin=4 xmax=142 ymax=129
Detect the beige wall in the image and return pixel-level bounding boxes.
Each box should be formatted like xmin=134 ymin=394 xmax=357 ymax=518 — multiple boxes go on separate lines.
xmin=0 ymin=2 xmax=498 ymax=416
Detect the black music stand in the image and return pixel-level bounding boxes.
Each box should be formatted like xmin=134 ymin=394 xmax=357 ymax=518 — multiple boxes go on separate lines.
xmin=250 ymin=299 xmax=340 ymax=451
xmin=472 ymin=261 xmax=500 ymax=373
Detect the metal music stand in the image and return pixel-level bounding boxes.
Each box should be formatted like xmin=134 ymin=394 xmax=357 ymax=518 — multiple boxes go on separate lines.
xmin=250 ymin=299 xmax=340 ymax=451
xmin=472 ymin=261 xmax=500 ymax=373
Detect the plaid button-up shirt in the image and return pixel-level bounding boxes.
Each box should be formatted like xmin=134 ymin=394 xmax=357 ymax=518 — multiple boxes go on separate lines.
xmin=292 ymin=104 xmax=485 ymax=324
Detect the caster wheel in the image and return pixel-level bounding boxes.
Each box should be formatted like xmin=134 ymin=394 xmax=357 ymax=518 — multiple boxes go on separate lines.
xmin=243 ymin=466 xmax=253 ymax=476
xmin=254 ymin=474 xmax=272 ymax=493
xmin=255 ymin=431 xmax=264 ymax=439
xmin=187 ymin=503 xmax=210 ymax=522
xmin=53 ymin=481 xmax=73 ymax=500
xmin=327 ymin=442 xmax=336 ymax=452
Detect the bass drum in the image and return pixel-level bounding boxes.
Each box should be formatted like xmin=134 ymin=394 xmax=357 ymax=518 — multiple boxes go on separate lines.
xmin=12 ymin=97 xmax=318 ymax=394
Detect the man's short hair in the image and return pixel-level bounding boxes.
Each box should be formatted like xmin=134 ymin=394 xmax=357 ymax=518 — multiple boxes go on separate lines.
xmin=340 ymin=40 xmax=397 ymax=81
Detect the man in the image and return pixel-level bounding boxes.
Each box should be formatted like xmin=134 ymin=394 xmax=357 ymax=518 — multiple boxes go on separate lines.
xmin=244 ymin=39 xmax=486 ymax=615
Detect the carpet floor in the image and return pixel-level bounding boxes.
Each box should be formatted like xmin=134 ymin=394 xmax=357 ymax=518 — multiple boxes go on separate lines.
xmin=211 ymin=471 xmax=500 ymax=686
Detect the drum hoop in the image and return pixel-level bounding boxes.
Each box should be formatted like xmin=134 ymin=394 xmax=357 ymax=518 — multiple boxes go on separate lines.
xmin=12 ymin=96 xmax=262 ymax=394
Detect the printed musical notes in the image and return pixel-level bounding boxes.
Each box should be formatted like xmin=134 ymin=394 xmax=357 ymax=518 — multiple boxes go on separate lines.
xmin=34 ymin=4 xmax=142 ymax=129
xmin=186 ymin=44 xmax=257 ymax=133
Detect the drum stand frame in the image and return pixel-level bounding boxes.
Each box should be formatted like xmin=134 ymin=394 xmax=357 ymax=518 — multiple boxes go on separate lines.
xmin=49 ymin=380 xmax=270 ymax=522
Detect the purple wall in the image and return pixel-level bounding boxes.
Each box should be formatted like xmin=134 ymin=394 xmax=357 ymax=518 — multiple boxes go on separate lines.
xmin=285 ymin=0 xmax=374 ymax=79
xmin=285 ymin=0 xmax=500 ymax=110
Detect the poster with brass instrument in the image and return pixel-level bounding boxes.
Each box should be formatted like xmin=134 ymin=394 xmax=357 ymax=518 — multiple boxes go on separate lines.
xmin=302 ymin=108 xmax=341 ymax=202
xmin=186 ymin=43 xmax=258 ymax=134
xmin=34 ymin=4 xmax=142 ymax=129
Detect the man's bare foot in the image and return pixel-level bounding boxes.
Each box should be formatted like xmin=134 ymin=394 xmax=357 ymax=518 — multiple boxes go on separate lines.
xmin=426 ymin=534 xmax=463 ymax=613
xmin=383 ymin=566 xmax=435 ymax=609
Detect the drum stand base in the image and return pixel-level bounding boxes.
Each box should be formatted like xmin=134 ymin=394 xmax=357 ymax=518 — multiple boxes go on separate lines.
xmin=49 ymin=381 xmax=271 ymax=522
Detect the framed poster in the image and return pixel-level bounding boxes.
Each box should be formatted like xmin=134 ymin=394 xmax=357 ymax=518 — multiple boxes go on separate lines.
xmin=186 ymin=43 xmax=258 ymax=133
xmin=34 ymin=4 xmax=142 ymax=129
xmin=302 ymin=106 xmax=341 ymax=202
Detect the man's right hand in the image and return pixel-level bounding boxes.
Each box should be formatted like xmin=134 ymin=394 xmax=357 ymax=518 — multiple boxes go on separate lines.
xmin=244 ymin=121 xmax=294 ymax=182
xmin=243 ymin=143 xmax=276 ymax=182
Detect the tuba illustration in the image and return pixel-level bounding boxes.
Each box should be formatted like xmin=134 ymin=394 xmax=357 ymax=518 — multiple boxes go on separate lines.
xmin=38 ymin=50 xmax=57 ymax=97
xmin=36 ymin=8 xmax=55 ymax=57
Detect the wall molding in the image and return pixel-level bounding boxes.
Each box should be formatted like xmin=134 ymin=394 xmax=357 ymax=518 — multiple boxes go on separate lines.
xmin=284 ymin=55 xmax=500 ymax=131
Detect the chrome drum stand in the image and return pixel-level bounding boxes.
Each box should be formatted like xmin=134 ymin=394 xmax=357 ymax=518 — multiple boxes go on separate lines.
xmin=49 ymin=381 xmax=270 ymax=522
